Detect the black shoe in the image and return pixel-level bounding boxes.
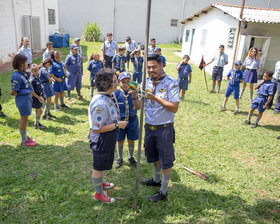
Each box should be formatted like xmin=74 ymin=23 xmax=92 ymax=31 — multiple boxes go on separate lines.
xmin=42 ymin=114 xmax=48 ymax=120
xmin=242 ymin=120 xmax=251 ymax=125
xmin=141 ymin=178 xmax=161 ymax=187
xmin=251 ymin=123 xmax=258 ymax=128
xmin=128 ymin=157 xmax=137 ymax=167
xmin=47 ymin=112 xmax=57 ymax=118
xmin=114 ymin=158 xmax=123 ymax=169
xmin=277 ymin=136 xmax=280 ymax=139
xmin=38 ymin=122 xmax=46 ymax=130
xmin=61 ymin=104 xmax=69 ymax=109
xmin=148 ymin=191 xmax=168 ymax=202
xmin=33 ymin=124 xmax=39 ymax=129
xmin=0 ymin=111 xmax=7 ymax=117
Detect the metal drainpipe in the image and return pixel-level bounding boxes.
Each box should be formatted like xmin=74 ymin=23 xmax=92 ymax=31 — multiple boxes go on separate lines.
xmin=11 ymin=0 xmax=18 ymax=50
xmin=267 ymin=0 xmax=271 ymax=8
xmin=179 ymin=0 xmax=186 ymax=44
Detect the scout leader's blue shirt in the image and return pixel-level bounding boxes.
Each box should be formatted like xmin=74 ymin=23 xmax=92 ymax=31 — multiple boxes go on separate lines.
xmin=17 ymin=46 xmax=32 ymax=64
xmin=212 ymin=53 xmax=228 ymax=67
xmin=131 ymin=56 xmax=144 ymax=73
xmin=88 ymin=93 xmax=119 ymax=130
xmin=256 ymin=80 xmax=274 ymax=98
xmin=244 ymin=57 xmax=261 ymax=70
xmin=65 ymin=53 xmax=83 ymax=74
xmin=114 ymin=89 xmax=137 ymax=119
xmin=11 ymin=70 xmax=33 ymax=96
xmin=87 ymin=59 xmax=104 ymax=76
xmin=39 ymin=67 xmax=51 ymax=83
xmin=112 ymin=53 xmax=126 ymax=72
xmin=43 ymin=49 xmax=50 ymax=60
xmin=101 ymin=40 xmax=119 ymax=57
xmin=29 ymin=75 xmax=43 ymax=96
xmin=50 ymin=60 xmax=67 ymax=79
xmin=145 ymin=75 xmax=180 ymax=125
xmin=177 ymin=63 xmax=192 ymax=79
xmin=227 ymin=69 xmax=244 ymax=86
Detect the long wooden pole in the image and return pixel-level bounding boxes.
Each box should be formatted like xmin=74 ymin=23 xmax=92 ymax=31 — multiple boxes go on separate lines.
xmin=133 ymin=0 xmax=152 ymax=209
xmin=232 ymin=0 xmax=246 ymax=68
xmin=202 ymin=55 xmax=208 ymax=91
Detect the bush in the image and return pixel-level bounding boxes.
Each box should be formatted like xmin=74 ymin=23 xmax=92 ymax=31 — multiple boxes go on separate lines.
xmin=82 ymin=22 xmax=103 ymax=42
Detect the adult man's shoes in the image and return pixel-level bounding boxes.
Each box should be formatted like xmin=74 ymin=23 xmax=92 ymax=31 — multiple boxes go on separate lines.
xmin=148 ymin=191 xmax=168 ymax=202
xmin=141 ymin=178 xmax=161 ymax=187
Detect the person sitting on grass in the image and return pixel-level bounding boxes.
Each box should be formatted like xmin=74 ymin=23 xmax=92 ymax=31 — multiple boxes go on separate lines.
xmin=29 ymin=64 xmax=46 ymax=130
xmin=10 ymin=54 xmax=44 ymax=146
xmin=114 ymin=72 xmax=141 ymax=169
xmin=88 ymin=68 xmax=128 ymax=203
xmin=243 ymin=71 xmax=274 ymax=128
xmin=176 ymin=54 xmax=192 ymax=100
xmin=220 ymin=60 xmax=244 ymax=114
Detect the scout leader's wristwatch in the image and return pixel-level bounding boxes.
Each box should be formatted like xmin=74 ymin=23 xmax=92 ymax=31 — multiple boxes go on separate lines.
xmin=114 ymin=120 xmax=119 ymax=129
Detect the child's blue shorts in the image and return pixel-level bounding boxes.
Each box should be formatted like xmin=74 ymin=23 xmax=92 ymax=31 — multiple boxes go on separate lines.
xmin=178 ymin=78 xmax=188 ymax=90
xmin=225 ymin=84 xmax=239 ymax=99
xmin=15 ymin=94 xmax=32 ymax=116
xmin=117 ymin=116 xmax=139 ymax=141
xmin=251 ymin=96 xmax=267 ymax=113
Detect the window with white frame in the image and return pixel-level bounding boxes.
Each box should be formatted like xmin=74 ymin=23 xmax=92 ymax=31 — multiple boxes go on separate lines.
xmin=48 ymin=9 xmax=56 ymax=25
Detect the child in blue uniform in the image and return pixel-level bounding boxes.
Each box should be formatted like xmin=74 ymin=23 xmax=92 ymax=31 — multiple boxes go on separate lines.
xmin=43 ymin=41 xmax=53 ymax=60
xmin=66 ymin=44 xmax=85 ymax=102
xmin=243 ymin=71 xmax=274 ymax=128
xmin=39 ymin=58 xmax=56 ymax=120
xmin=0 ymin=87 xmax=7 ymax=117
xmin=176 ymin=55 xmax=192 ymax=99
xmin=49 ymin=51 xmax=69 ymax=111
xmin=10 ymin=54 xmax=43 ymax=146
xmin=130 ymin=49 xmax=144 ymax=83
xmin=239 ymin=47 xmax=261 ymax=103
xmin=220 ymin=60 xmax=244 ymax=114
xmin=29 ymin=64 xmax=46 ymax=130
xmin=114 ymin=72 xmax=141 ymax=168
xmin=112 ymin=47 xmax=127 ymax=74
xmin=88 ymin=68 xmax=127 ymax=203
xmin=155 ymin=47 xmax=166 ymax=68
xmin=87 ymin=52 xmax=104 ymax=99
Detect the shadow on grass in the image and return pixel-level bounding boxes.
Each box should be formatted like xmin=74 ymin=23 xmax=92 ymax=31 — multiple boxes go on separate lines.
xmin=261 ymin=124 xmax=280 ymax=132
xmin=185 ymin=99 xmax=210 ymax=106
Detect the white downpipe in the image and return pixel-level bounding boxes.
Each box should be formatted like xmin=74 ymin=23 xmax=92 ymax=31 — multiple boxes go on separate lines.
xmin=11 ymin=0 xmax=18 ymax=50
xmin=112 ymin=0 xmax=115 ymax=37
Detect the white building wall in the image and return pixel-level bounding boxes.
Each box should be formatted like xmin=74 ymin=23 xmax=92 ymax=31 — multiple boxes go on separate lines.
xmin=58 ymin=0 xmax=280 ymax=44
xmin=0 ymin=0 xmax=59 ymax=65
xmin=181 ymin=8 xmax=238 ymax=74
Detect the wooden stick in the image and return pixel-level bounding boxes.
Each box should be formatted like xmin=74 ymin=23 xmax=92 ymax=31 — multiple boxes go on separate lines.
xmin=133 ymin=0 xmax=152 ymax=209
xmin=202 ymin=56 xmax=209 ymax=91
xmin=181 ymin=165 xmax=209 ymax=180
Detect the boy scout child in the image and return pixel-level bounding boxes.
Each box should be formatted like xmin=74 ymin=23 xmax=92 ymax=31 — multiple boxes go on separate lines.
xmin=130 ymin=49 xmax=144 ymax=83
xmin=112 ymin=46 xmax=127 ymax=74
xmin=176 ymin=55 xmax=192 ymax=100
xmin=243 ymin=71 xmax=274 ymax=128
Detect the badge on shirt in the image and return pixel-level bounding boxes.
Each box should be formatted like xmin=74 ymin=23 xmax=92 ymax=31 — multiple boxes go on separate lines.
xmin=58 ymin=69 xmax=61 ymax=72
xmin=159 ymin=89 xmax=166 ymax=93
xmin=95 ymin=107 xmax=104 ymax=114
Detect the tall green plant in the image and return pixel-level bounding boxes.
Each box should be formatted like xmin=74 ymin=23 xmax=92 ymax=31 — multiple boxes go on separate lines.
xmin=82 ymin=22 xmax=103 ymax=42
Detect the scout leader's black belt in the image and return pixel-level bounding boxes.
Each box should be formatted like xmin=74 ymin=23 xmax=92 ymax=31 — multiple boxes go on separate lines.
xmin=146 ymin=122 xmax=173 ymax=131
xmin=180 ymin=77 xmax=188 ymax=80
xmin=214 ymin=66 xmax=223 ymax=69
xmin=246 ymin=68 xmax=257 ymax=71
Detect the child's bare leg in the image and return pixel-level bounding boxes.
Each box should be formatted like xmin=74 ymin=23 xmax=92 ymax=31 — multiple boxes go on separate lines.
xmin=60 ymin=92 xmax=65 ymax=105
xmin=182 ymin=90 xmax=186 ymax=98
xmin=54 ymin=93 xmax=59 ymax=107
xmin=217 ymin=81 xmax=221 ymax=93
xmin=223 ymin=97 xmax=229 ymax=107
xmin=253 ymin=112 xmax=263 ymax=125
xmin=236 ymin=99 xmax=239 ymax=110
xmin=240 ymin=82 xmax=247 ymax=99
xmin=211 ymin=80 xmax=216 ymax=92
xmin=19 ymin=116 xmax=29 ymax=143
xmin=247 ymin=108 xmax=255 ymax=122
xmin=249 ymin=83 xmax=254 ymax=101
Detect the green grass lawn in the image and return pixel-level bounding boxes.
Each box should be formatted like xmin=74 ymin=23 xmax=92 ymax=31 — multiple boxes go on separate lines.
xmin=0 ymin=42 xmax=279 ymax=224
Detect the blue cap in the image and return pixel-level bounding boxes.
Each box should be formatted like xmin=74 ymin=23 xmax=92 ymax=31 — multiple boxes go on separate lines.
xmin=70 ymin=44 xmax=79 ymax=50
xmin=234 ymin=60 xmax=242 ymax=65
xmin=74 ymin=38 xmax=80 ymax=42
xmin=155 ymin=47 xmax=161 ymax=52
xmin=119 ymin=72 xmax=131 ymax=81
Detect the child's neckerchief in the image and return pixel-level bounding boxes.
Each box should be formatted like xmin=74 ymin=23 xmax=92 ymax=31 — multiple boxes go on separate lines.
xmin=120 ymin=88 xmax=130 ymax=121
xmin=95 ymin=91 xmax=120 ymax=120
xmin=231 ymin=70 xmax=237 ymax=85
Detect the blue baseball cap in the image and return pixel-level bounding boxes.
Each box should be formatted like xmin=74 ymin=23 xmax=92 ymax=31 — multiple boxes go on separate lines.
xmin=155 ymin=47 xmax=161 ymax=52
xmin=119 ymin=72 xmax=131 ymax=81
xmin=70 ymin=44 xmax=79 ymax=50
xmin=74 ymin=38 xmax=80 ymax=42
xmin=234 ymin=60 xmax=242 ymax=65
